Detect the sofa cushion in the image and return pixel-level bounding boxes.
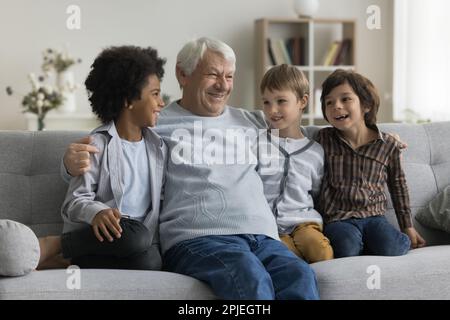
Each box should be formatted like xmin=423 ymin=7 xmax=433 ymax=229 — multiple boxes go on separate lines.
xmin=0 ymin=220 xmax=40 ymax=276
xmin=415 ymin=185 xmax=450 ymax=233
xmin=0 ymin=269 xmax=216 ymax=299
xmin=311 ymin=245 xmax=450 ymax=299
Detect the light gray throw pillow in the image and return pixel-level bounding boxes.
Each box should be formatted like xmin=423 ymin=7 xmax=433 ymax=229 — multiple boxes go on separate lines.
xmin=0 ymin=219 xmax=40 ymax=276
xmin=416 ymin=185 xmax=450 ymax=233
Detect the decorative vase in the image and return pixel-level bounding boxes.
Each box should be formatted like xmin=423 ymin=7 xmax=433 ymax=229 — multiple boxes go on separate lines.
xmin=293 ymin=0 xmax=320 ymax=18
xmin=57 ymin=70 xmax=76 ymax=113
xmin=37 ymin=114 xmax=46 ymax=131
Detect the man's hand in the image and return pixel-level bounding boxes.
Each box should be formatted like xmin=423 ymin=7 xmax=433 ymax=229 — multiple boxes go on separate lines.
xmin=63 ymin=136 xmax=99 ymax=176
xmin=92 ymin=208 xmax=123 ymax=242
xmin=404 ymin=227 xmax=426 ymax=249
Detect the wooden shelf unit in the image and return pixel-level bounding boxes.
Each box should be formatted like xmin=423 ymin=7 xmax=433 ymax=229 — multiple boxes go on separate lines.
xmin=254 ymin=18 xmax=356 ymax=125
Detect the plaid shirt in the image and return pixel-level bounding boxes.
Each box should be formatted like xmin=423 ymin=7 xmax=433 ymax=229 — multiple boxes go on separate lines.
xmin=317 ymin=126 xmax=413 ymax=230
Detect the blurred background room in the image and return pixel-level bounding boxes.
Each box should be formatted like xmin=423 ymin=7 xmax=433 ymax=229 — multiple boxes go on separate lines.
xmin=0 ymin=0 xmax=448 ymax=130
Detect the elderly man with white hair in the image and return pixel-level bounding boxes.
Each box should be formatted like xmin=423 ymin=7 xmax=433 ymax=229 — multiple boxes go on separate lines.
xmin=62 ymin=37 xmax=319 ymax=300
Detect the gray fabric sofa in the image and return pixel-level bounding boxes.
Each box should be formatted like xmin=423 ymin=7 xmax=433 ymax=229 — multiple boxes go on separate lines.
xmin=1 ymin=122 xmax=450 ymax=300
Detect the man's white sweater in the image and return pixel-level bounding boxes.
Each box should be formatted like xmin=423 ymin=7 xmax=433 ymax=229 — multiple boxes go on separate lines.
xmin=156 ymin=102 xmax=279 ymax=254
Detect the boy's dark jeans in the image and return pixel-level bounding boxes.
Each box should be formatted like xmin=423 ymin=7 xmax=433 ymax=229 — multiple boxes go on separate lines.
xmin=324 ymin=215 xmax=411 ymax=258
xmin=61 ymin=218 xmax=160 ymax=270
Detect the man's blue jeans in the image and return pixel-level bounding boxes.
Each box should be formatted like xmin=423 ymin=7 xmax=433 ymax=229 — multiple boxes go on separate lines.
xmin=163 ymin=234 xmax=319 ymax=300
xmin=324 ymin=215 xmax=411 ymax=258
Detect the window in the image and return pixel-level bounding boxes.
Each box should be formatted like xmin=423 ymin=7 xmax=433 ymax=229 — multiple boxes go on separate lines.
xmin=393 ymin=0 xmax=450 ymax=122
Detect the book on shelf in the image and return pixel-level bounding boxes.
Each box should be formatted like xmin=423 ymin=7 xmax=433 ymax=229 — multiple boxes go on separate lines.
xmin=321 ymin=39 xmax=353 ymax=66
xmin=286 ymin=38 xmax=296 ymax=64
xmin=321 ymin=41 xmax=340 ymax=66
xmin=286 ymin=37 xmax=306 ymax=66
xmin=277 ymin=39 xmax=292 ymax=65
xmin=267 ymin=37 xmax=306 ymax=66
xmin=267 ymin=39 xmax=276 ymax=65
xmin=268 ymin=38 xmax=286 ymax=65
xmin=333 ymin=39 xmax=352 ymax=66
xmin=299 ymin=37 xmax=306 ymax=65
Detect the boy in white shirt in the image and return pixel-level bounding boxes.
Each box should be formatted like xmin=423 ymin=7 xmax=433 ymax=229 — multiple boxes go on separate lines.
xmin=37 ymin=46 xmax=167 ymax=270
xmin=257 ymin=64 xmax=333 ymax=263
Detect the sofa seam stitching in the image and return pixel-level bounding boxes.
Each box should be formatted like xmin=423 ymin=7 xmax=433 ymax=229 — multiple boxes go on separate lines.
xmin=424 ymin=123 xmax=439 ymax=192
xmin=30 ymin=131 xmax=36 ymax=226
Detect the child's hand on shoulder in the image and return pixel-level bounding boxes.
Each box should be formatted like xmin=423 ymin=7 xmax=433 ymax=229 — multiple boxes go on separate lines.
xmin=389 ymin=133 xmax=408 ymax=150
xmin=404 ymin=227 xmax=426 ymax=249
xmin=92 ymin=208 xmax=123 ymax=242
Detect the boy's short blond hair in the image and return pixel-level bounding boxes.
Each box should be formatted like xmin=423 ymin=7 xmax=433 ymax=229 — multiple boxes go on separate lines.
xmin=260 ymin=64 xmax=309 ymax=99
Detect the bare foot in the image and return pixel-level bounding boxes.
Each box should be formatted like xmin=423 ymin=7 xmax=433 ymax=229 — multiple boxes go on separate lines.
xmin=38 ymin=235 xmax=62 ymax=267
xmin=36 ymin=254 xmax=71 ymax=270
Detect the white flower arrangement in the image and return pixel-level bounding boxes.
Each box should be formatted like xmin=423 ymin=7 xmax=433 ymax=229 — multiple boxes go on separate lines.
xmin=6 ymin=46 xmax=82 ymax=129
xmin=42 ymin=47 xmax=82 ymax=73
xmin=21 ymin=73 xmax=63 ymax=114
xmin=6 ymin=72 xmax=63 ymax=130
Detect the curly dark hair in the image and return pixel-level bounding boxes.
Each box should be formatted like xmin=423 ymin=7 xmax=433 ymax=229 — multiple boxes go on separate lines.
xmin=85 ymin=46 xmax=166 ymax=123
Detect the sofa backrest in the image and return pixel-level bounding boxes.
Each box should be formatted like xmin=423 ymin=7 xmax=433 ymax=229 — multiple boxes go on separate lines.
xmin=381 ymin=122 xmax=450 ymax=245
xmin=1 ymin=122 xmax=450 ymax=245
xmin=0 ymin=130 xmax=87 ymax=237
xmin=306 ymin=122 xmax=450 ymax=245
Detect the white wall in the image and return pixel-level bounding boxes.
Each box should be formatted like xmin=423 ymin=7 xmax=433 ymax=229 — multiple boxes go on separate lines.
xmin=0 ymin=0 xmax=394 ymax=129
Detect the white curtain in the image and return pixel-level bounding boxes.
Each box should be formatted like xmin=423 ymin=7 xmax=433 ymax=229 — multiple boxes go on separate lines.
xmin=393 ymin=0 xmax=450 ymax=122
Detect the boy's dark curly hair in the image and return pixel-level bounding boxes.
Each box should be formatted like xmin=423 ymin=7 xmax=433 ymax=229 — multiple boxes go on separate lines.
xmin=85 ymin=46 xmax=166 ymax=123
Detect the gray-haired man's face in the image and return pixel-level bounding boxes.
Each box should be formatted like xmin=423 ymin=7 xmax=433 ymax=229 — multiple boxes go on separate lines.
xmin=179 ymin=50 xmax=235 ymax=117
